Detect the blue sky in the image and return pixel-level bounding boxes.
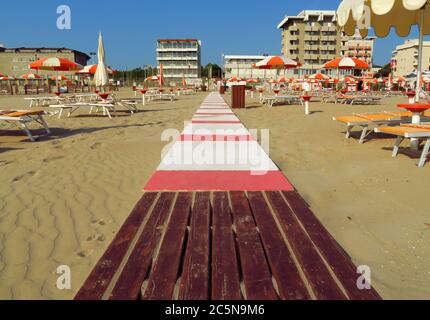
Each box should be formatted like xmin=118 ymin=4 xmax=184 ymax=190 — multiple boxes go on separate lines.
xmin=0 ymin=0 xmax=426 ymax=69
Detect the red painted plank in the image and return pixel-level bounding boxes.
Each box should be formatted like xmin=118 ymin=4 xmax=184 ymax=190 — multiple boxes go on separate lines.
xmin=74 ymin=192 xmax=158 ymax=300
xmin=247 ymin=191 xmax=310 ymax=300
xmin=179 ymin=192 xmax=211 ymax=300
xmin=191 ymin=120 xmax=241 ymax=124
xmin=142 ymin=192 xmax=192 ymax=300
xmin=179 ymin=134 xmax=253 ymax=142
xmin=108 ymin=192 xmax=176 ymax=300
xmin=211 ymin=191 xmax=242 ymax=300
xmin=266 ymin=191 xmax=347 ymax=300
xmin=229 ymin=191 xmax=278 ymax=300
xmin=144 ymin=171 xmax=294 ymax=191
xmin=282 ymin=191 xmax=382 ymax=300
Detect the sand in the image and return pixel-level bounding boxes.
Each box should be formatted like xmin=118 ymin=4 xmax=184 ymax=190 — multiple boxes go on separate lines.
xmin=0 ymin=89 xmax=429 ymax=299
xmin=231 ymin=93 xmax=430 ymax=300
xmin=0 ymin=89 xmax=206 ymax=299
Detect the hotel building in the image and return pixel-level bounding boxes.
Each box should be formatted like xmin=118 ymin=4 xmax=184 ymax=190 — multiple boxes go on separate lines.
xmin=156 ymin=39 xmax=202 ymax=85
xmin=0 ymin=46 xmax=90 ymax=77
xmin=391 ymin=39 xmax=430 ymax=77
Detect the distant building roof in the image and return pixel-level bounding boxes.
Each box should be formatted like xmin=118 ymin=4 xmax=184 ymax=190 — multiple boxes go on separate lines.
xmin=1 ymin=47 xmax=90 ymax=59
xmin=277 ymin=10 xmax=337 ymax=29
xmin=157 ymin=39 xmax=200 ymax=43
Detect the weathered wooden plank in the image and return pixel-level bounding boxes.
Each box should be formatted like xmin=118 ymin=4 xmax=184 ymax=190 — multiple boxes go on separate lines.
xmin=229 ymin=191 xmax=278 ymax=300
xmin=266 ymin=191 xmax=347 ymax=300
xmin=282 ymin=191 xmax=382 ymax=300
xmin=74 ymin=192 xmax=158 ymax=300
xmin=246 ymin=191 xmax=310 ymax=300
xmin=108 ymin=192 xmax=176 ymax=300
xmin=211 ymin=191 xmax=242 ymax=300
xmin=179 ymin=192 xmax=211 ymax=300
xmin=142 ymin=192 xmax=192 ymax=300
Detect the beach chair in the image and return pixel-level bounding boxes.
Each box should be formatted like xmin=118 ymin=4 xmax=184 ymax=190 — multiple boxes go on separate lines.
xmin=375 ymin=124 xmax=430 ymax=167
xmin=0 ymin=109 xmax=51 ymax=142
xmin=333 ymin=111 xmax=430 ymax=144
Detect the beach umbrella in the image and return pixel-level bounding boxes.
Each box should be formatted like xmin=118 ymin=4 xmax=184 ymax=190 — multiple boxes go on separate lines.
xmin=51 ymin=75 xmax=70 ymax=81
xmin=29 ymin=57 xmax=82 ymax=71
xmin=324 ymin=57 xmax=369 ymax=70
xmin=337 ymin=0 xmax=430 ymax=101
xmin=21 ymin=73 xmax=42 ymax=80
xmin=77 ymin=64 xmax=114 ymax=75
xmin=267 ymin=79 xmax=278 ymax=84
xmin=246 ymin=78 xmax=259 ymax=83
xmin=0 ymin=76 xmax=15 ymax=81
xmin=309 ymin=73 xmax=330 ymax=80
xmin=228 ymin=76 xmax=240 ymax=82
xmin=94 ymin=32 xmax=109 ymax=89
xmin=146 ymin=75 xmax=160 ymax=81
xmin=253 ymin=55 xmax=301 ymax=69
xmin=159 ymin=63 xmax=165 ymax=87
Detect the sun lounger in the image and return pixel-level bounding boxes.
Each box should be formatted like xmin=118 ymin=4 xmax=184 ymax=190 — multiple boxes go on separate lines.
xmin=0 ymin=109 xmax=51 ymax=141
xmin=375 ymin=124 xmax=430 ymax=167
xmin=333 ymin=111 xmax=430 ymax=144
xmin=261 ymin=95 xmax=303 ymax=107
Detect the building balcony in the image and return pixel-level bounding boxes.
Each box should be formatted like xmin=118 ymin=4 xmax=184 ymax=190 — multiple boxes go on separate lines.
xmin=157 ymin=56 xmax=198 ymax=61
xmin=304 ymin=26 xmax=319 ymax=32
xmin=156 ymin=48 xmax=199 ymax=52
xmin=289 ymin=25 xmax=299 ymax=32
xmin=288 ymin=35 xmax=299 ymax=41
xmin=321 ymin=25 xmax=336 ymax=32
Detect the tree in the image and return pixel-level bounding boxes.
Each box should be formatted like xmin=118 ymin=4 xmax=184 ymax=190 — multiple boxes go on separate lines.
xmin=201 ymin=63 xmax=222 ymax=78
xmin=374 ymin=63 xmax=391 ymax=78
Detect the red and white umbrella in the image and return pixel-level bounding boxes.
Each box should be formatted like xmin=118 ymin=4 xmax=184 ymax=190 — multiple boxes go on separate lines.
xmin=29 ymin=57 xmax=82 ymax=71
xmin=246 ymin=78 xmax=259 ymax=83
xmin=253 ymin=55 xmax=301 ymax=69
xmin=324 ymin=57 xmax=369 ymax=70
xmin=146 ymin=75 xmax=160 ymax=81
xmin=227 ymin=76 xmax=241 ymax=82
xmin=340 ymin=76 xmax=357 ymax=83
xmin=308 ymin=73 xmax=330 ymax=80
xmin=0 ymin=76 xmax=14 ymax=81
xmin=51 ymin=75 xmax=70 ymax=81
xmin=76 ymin=64 xmax=114 ymax=75
xmin=267 ymin=79 xmax=278 ymax=84
xmin=21 ymin=73 xmax=42 ymax=80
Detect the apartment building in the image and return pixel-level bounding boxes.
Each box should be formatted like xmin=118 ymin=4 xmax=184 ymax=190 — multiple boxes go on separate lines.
xmin=223 ymin=55 xmax=279 ymax=80
xmin=156 ymin=39 xmax=201 ymax=85
xmin=277 ymin=10 xmax=350 ymax=75
xmin=392 ymin=39 xmax=430 ymax=77
xmin=0 ymin=46 xmax=90 ymax=77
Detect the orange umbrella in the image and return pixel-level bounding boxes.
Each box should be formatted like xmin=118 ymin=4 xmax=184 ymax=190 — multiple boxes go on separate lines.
xmin=246 ymin=79 xmax=259 ymax=83
xmin=29 ymin=57 xmax=82 ymax=71
xmin=76 ymin=64 xmax=114 ymax=75
xmin=146 ymin=75 xmax=160 ymax=81
xmin=51 ymin=75 xmax=70 ymax=81
xmin=0 ymin=76 xmax=15 ymax=81
xmin=324 ymin=57 xmax=369 ymax=69
xmin=308 ymin=73 xmax=330 ymax=80
xmin=21 ymin=73 xmax=42 ymax=80
xmin=253 ymin=56 xmax=301 ymax=69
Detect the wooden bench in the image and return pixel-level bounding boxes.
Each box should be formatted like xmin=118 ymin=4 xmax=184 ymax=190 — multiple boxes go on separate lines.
xmin=75 ymin=190 xmax=381 ymax=300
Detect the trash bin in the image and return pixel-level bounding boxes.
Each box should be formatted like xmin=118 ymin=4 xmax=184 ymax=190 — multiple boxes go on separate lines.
xmin=231 ymin=85 xmax=245 ymax=108
xmin=219 ymin=85 xmax=225 ymax=94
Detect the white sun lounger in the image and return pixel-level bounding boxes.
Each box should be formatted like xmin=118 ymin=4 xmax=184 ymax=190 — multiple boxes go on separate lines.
xmin=0 ymin=110 xmax=51 ymax=142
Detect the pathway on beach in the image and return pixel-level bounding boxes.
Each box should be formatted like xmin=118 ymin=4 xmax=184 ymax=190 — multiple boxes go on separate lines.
xmin=144 ymin=92 xmax=294 ymax=191
xmin=76 ymin=92 xmax=381 ymax=300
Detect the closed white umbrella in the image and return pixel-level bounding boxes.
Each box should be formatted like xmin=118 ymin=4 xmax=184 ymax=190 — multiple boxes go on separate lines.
xmin=94 ymin=32 xmax=109 ymax=89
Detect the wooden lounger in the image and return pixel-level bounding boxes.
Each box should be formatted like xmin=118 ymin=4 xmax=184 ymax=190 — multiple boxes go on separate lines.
xmin=0 ymin=109 xmax=51 ymax=141
xmin=375 ymin=124 xmax=430 ymax=168
xmin=333 ymin=112 xmax=430 ymax=144
xmin=75 ymin=190 xmax=381 ymax=300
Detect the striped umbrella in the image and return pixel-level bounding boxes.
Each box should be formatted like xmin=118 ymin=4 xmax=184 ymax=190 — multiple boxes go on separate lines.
xmin=324 ymin=57 xmax=369 ymax=70
xmin=0 ymin=76 xmax=15 ymax=81
xmin=76 ymin=64 xmax=114 ymax=75
xmin=253 ymin=56 xmax=301 ymax=69
xmin=21 ymin=73 xmax=42 ymax=80
xmin=309 ymin=73 xmax=330 ymax=80
xmin=29 ymin=57 xmax=82 ymax=71
xmin=146 ymin=75 xmax=160 ymax=81
xmin=51 ymin=75 xmax=70 ymax=81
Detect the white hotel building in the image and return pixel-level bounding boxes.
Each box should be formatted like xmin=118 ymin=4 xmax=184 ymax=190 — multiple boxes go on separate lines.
xmin=223 ymin=55 xmax=279 ymax=80
xmin=156 ymin=39 xmax=202 ymax=85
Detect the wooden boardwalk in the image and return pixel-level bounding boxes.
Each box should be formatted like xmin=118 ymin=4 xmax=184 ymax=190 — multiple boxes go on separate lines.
xmin=75 ymin=93 xmax=381 ymax=300
xmin=75 ymin=190 xmax=380 ymax=300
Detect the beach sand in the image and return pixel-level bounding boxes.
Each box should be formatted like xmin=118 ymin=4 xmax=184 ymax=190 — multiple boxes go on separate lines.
xmin=0 ymin=89 xmax=429 ymax=299
xmin=231 ymin=93 xmax=430 ymax=300
xmin=0 ymin=89 xmax=206 ymax=299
